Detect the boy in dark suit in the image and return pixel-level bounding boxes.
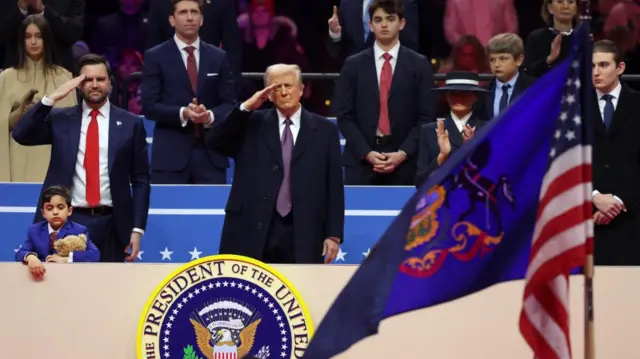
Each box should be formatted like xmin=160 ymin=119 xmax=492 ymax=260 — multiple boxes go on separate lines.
xmin=335 ymin=0 xmax=435 ymax=186
xmin=475 ymin=33 xmax=535 ymax=122
xmin=15 ymin=185 xmax=100 ymax=280
xmin=415 ymin=72 xmax=488 ymax=186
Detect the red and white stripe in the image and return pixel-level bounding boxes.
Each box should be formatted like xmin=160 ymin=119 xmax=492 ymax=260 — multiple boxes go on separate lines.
xmin=214 ymin=353 xmax=237 ymax=359
xmin=519 ymin=145 xmax=593 ymax=359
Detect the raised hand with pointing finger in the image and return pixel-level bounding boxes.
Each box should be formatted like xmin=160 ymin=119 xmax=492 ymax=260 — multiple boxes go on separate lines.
xmin=328 ymin=6 xmax=341 ymax=35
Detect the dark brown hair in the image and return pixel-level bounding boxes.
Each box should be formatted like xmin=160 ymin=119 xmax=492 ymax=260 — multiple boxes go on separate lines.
xmin=15 ymin=15 xmax=61 ymax=75
xmin=40 ymin=185 xmax=72 ymax=209
xmin=593 ymin=39 xmax=623 ymax=65
xmin=170 ymin=0 xmax=203 ymax=14
xmin=368 ymin=0 xmax=404 ymax=20
xmin=76 ymin=53 xmax=113 ymax=78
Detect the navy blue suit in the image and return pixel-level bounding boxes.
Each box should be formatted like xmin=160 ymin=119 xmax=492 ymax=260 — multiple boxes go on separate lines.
xmin=207 ymin=106 xmax=345 ymax=264
xmin=141 ymin=39 xmax=237 ymax=184
xmin=15 ymin=220 xmax=100 ymax=263
xmin=12 ymin=102 xmax=151 ymax=262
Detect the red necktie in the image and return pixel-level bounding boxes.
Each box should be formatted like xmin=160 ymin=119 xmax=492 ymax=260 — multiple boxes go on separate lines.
xmin=49 ymin=231 xmax=58 ymax=254
xmin=84 ymin=110 xmax=101 ymax=207
xmin=378 ymin=53 xmax=392 ymax=135
xmin=184 ymin=46 xmax=201 ymax=140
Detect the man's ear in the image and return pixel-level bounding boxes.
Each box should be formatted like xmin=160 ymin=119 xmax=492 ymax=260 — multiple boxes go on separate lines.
xmin=68 ymin=206 xmax=73 ymax=217
xmin=169 ymin=15 xmax=176 ymax=28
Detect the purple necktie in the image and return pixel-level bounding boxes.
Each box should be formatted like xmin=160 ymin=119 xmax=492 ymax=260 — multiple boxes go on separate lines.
xmin=276 ymin=118 xmax=293 ymax=217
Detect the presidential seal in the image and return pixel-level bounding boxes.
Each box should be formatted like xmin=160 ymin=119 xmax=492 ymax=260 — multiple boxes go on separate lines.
xmin=137 ymin=255 xmax=313 ymax=359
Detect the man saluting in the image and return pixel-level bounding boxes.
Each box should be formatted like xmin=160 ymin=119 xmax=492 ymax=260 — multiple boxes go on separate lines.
xmin=12 ymin=54 xmax=151 ymax=263
xmin=207 ymin=64 xmax=344 ymax=264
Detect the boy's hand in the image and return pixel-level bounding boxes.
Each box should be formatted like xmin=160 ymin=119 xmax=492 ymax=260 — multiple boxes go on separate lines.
xmin=26 ymin=255 xmax=45 ymax=279
xmin=45 ymin=254 xmax=68 ymax=263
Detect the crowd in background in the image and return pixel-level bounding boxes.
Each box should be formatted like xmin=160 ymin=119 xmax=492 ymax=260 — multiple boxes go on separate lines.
xmin=2 ymin=0 xmax=640 ymax=183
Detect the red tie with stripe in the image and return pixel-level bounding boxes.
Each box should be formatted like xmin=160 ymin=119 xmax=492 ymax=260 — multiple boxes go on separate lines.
xmin=85 ymin=110 xmax=101 ymax=207
xmin=184 ymin=45 xmax=201 ymax=140
xmin=49 ymin=231 xmax=58 ymax=254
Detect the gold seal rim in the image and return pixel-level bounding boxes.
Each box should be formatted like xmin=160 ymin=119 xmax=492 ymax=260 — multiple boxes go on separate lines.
xmin=135 ymin=254 xmax=315 ymax=358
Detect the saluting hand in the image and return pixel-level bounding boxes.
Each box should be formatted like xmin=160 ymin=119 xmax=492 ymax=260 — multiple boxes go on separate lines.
xmin=46 ymin=75 xmax=85 ymax=103
xmin=242 ymin=83 xmax=280 ymax=111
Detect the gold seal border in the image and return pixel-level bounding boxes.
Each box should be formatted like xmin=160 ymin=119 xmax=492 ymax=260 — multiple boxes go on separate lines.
xmin=135 ymin=254 xmax=315 ymax=358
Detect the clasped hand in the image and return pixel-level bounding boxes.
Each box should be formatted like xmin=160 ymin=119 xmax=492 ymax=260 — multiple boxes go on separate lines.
xmin=593 ymin=193 xmax=626 ymax=225
xmin=185 ymin=98 xmax=211 ymax=124
xmin=367 ymin=151 xmax=406 ymax=173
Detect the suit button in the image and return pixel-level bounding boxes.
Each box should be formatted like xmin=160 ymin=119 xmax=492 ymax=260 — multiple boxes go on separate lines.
xmin=257 ymin=222 xmax=263 ymax=229
xmin=605 ymin=164 xmax=610 ymax=168
xmin=272 ymin=165 xmax=279 ymax=171
xmin=604 ymin=140 xmax=610 ymax=145
xmin=263 ymin=194 xmax=270 ymax=200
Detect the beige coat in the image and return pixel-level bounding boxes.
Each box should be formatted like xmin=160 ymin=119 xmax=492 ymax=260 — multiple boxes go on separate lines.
xmin=0 ymin=59 xmax=77 ymax=182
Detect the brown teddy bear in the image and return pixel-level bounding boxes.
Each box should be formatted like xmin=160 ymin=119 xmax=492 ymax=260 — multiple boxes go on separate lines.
xmin=53 ymin=234 xmax=88 ymax=257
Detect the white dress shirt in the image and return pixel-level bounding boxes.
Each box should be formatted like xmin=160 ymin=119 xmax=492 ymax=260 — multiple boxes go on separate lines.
xmin=595 ymin=81 xmax=621 ymax=119
xmin=373 ymin=41 xmax=400 ymax=85
xmin=276 ymin=105 xmax=302 ymax=144
xmin=449 ymin=111 xmax=472 ymax=132
xmin=239 ymin=103 xmax=302 ymax=143
xmin=593 ymin=81 xmax=624 ymax=205
xmin=40 ymin=96 xmax=145 ymax=235
xmin=71 ymin=100 xmax=113 ymax=208
xmin=173 ymin=35 xmax=214 ymax=127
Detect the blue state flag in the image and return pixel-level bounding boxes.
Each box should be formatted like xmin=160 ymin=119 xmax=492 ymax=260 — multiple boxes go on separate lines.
xmin=303 ymin=23 xmax=593 ymax=359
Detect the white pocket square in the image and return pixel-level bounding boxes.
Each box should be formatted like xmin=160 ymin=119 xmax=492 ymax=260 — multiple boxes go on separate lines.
xmin=206 ymin=73 xmax=218 ymax=77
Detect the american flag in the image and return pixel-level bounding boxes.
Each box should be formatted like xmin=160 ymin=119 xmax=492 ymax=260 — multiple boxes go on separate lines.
xmin=519 ymin=42 xmax=594 ymax=359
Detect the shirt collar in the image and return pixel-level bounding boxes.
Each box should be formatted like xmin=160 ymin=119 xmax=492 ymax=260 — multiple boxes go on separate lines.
xmin=276 ymin=104 xmax=302 ymax=128
xmin=174 ymin=35 xmax=200 ymax=52
xmin=373 ymin=41 xmax=401 ymax=61
xmin=496 ymin=72 xmax=519 ymax=89
xmin=596 ymin=81 xmax=622 ymax=100
xmin=450 ymin=111 xmax=472 ymax=124
xmin=82 ymin=99 xmax=111 ymax=119
xmin=48 ymin=223 xmax=58 ymax=234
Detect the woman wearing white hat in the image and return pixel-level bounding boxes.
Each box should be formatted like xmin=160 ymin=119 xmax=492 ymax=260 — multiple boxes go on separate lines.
xmin=415 ymin=71 xmax=489 ymax=186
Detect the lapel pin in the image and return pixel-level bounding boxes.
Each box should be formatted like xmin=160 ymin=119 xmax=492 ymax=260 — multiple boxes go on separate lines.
xmin=117 ymin=121 xmax=122 ymax=126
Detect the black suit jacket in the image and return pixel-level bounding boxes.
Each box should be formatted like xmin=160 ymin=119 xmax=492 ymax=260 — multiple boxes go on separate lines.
xmin=415 ymin=114 xmax=486 ymax=186
xmin=335 ymin=45 xmax=435 ymax=173
xmin=141 ymin=39 xmax=236 ymax=172
xmin=523 ymin=28 xmax=573 ymax=78
xmin=326 ymin=0 xmax=419 ymax=61
xmin=207 ymin=106 xmax=345 ymax=264
xmin=12 ymin=102 xmax=151 ymax=246
xmin=146 ymin=0 xmax=242 ymax=75
xmin=591 ymin=85 xmax=640 ymax=265
xmin=474 ymin=72 xmax=535 ymax=122
xmin=0 ymin=0 xmax=84 ymax=71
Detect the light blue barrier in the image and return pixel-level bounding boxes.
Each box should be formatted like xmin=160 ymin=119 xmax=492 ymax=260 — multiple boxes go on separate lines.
xmin=0 ymin=183 xmax=414 ymax=264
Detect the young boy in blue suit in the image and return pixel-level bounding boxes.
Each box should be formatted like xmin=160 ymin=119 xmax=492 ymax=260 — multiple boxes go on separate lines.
xmin=15 ymin=185 xmax=101 ymax=279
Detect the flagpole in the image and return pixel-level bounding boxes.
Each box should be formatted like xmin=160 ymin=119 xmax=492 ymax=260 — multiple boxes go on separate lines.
xmin=579 ymin=1 xmax=595 ymax=356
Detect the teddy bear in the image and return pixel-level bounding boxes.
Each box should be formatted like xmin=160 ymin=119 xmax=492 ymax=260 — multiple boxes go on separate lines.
xmin=53 ymin=234 xmax=88 ymax=257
